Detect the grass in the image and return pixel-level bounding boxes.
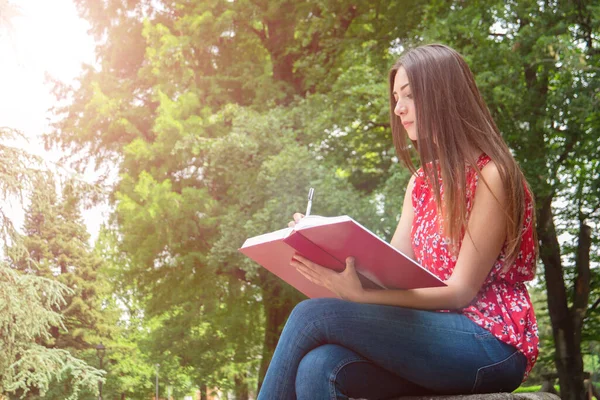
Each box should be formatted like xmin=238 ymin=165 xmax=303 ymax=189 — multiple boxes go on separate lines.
xmin=514 ymin=384 xmax=560 ymax=393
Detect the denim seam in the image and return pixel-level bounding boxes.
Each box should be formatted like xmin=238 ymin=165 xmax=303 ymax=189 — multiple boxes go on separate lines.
xmin=328 ymin=356 xmax=371 ymax=400
xmin=470 ymin=350 xmax=520 ymax=393
xmin=474 ymin=331 xmax=495 ymax=340
xmin=300 ymin=313 xmax=489 ymax=339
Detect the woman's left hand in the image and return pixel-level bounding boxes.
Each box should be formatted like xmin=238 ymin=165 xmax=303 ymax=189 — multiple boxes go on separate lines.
xmin=290 ymin=255 xmax=365 ymax=302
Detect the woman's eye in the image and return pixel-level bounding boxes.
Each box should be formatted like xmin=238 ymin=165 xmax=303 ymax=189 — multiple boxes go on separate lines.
xmin=406 ymin=93 xmax=413 ymax=99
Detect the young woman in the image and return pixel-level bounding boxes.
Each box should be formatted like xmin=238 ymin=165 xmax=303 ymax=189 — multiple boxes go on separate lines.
xmin=257 ymin=44 xmax=538 ymax=400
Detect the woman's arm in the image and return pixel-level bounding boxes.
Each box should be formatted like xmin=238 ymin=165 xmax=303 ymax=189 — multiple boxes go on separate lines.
xmin=357 ymin=162 xmax=508 ymax=310
xmin=389 ymin=175 xmax=417 ymax=259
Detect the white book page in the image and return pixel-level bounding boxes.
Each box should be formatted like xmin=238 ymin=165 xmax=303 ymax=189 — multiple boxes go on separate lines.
xmin=293 ymin=215 xmax=352 ymax=230
xmin=240 ymin=215 xmax=350 ymax=248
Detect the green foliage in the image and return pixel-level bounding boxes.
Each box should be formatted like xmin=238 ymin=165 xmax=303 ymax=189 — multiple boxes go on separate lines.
xmin=0 ymin=129 xmax=103 ymax=398
xmin=19 ymin=178 xmax=105 ymax=342
xmin=90 ymin=225 xmax=165 ymax=399
xmin=5 ymin=175 xmax=115 ymax=399
xmin=514 ymin=384 xmax=560 ymax=393
xmin=524 ymin=284 xmax=555 ymax=384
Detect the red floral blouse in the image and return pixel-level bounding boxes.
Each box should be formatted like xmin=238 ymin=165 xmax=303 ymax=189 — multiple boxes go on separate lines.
xmin=410 ymin=154 xmax=539 ymax=378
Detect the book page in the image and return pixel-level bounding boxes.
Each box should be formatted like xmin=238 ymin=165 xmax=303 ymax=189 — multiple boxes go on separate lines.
xmin=294 ymin=215 xmax=351 ymax=230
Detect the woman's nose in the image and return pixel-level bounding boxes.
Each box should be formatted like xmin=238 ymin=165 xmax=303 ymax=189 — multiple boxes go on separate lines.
xmin=395 ymin=103 xmax=407 ymax=117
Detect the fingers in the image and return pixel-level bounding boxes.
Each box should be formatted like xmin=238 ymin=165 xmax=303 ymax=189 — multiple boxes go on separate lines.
xmin=292 ymin=255 xmax=327 ymax=276
xmin=291 ymin=258 xmax=322 ymax=283
xmin=288 ymin=212 xmax=305 ymax=228
xmin=345 ymin=257 xmax=355 ymax=270
xmin=298 ymin=268 xmax=322 ymax=286
xmin=293 ymin=212 xmax=305 ymax=223
xmin=296 ymin=263 xmax=322 ymax=284
xmin=293 ymin=255 xmax=334 ymax=278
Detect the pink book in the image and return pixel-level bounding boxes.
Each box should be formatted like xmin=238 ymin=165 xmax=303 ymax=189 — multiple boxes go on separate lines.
xmin=239 ymin=215 xmax=445 ymax=298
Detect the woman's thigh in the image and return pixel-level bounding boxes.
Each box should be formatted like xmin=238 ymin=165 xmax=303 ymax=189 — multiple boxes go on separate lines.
xmin=296 ymin=344 xmax=432 ymax=400
xmin=287 ymin=298 xmax=525 ymax=394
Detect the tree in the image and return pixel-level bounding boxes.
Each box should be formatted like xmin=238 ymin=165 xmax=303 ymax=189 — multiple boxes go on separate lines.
xmin=0 ymin=128 xmax=103 ymax=398
xmin=0 ymin=264 xmax=101 ymax=399
xmin=92 ymin=225 xmax=159 ymax=400
xmin=7 ymin=175 xmax=113 ymax=399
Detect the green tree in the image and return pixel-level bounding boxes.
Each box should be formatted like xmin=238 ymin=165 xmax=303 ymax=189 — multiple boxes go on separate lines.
xmin=14 ymin=177 xmax=106 ymax=345
xmin=0 ymin=129 xmax=103 ymax=398
xmin=7 ymin=174 xmax=112 ymax=399
xmin=95 ymin=224 xmax=193 ymax=399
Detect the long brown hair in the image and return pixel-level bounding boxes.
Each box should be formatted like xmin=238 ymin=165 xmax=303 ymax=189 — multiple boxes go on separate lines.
xmin=389 ymin=44 xmax=537 ymax=267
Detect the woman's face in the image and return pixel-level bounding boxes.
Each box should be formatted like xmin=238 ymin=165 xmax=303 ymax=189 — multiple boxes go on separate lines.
xmin=393 ymin=67 xmax=417 ymax=141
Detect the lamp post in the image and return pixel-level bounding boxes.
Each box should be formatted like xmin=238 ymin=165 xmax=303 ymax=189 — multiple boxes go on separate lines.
xmin=155 ymin=363 xmax=160 ymax=400
xmin=96 ymin=343 xmax=106 ymax=400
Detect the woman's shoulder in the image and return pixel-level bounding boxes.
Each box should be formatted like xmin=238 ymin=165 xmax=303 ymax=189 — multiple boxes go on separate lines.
xmin=476 ymin=160 xmax=506 ymax=198
xmin=479 ymin=159 xmax=501 ymax=181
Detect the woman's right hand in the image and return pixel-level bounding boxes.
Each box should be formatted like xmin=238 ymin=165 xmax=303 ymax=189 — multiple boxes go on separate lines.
xmin=287 ymin=212 xmax=305 ymax=228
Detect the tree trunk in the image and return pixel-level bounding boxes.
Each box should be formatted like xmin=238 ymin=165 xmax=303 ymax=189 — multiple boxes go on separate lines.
xmin=573 ymin=221 xmax=592 ymax=358
xmin=538 ymin=196 xmax=587 ymax=400
xmin=199 ymin=383 xmax=207 ymax=400
xmin=264 ymin=3 xmax=303 ymax=98
xmin=234 ymin=372 xmax=249 ymax=400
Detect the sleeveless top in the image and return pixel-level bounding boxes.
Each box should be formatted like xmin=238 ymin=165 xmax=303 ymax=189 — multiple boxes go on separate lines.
xmin=411 ymin=154 xmax=539 ymax=378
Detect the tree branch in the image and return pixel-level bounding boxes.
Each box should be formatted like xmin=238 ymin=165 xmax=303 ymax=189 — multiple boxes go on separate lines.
xmin=246 ymin=23 xmax=267 ymax=44
xmin=590 ymin=297 xmax=600 ymax=312
xmin=548 ymin=131 xmax=578 ymax=182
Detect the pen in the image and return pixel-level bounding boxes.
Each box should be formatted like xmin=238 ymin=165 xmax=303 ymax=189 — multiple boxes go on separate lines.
xmin=305 ymin=188 xmax=314 ymax=217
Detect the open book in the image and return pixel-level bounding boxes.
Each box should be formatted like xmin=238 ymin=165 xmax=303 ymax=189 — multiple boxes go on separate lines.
xmin=239 ymin=215 xmax=445 ymax=298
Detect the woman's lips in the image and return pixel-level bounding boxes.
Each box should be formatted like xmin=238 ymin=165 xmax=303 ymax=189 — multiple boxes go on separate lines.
xmin=402 ymin=121 xmax=413 ymax=127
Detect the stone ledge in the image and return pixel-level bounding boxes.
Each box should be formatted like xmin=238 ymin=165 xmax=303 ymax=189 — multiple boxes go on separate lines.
xmin=393 ymin=393 xmax=560 ymax=400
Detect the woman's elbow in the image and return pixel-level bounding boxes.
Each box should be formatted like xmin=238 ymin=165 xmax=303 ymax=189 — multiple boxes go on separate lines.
xmin=447 ymin=284 xmax=479 ymax=309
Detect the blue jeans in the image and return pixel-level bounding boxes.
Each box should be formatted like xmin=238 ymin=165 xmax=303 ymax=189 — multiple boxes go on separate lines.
xmin=257 ymin=298 xmax=526 ymax=400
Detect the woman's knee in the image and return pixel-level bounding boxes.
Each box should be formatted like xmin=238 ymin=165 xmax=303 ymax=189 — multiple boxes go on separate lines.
xmin=296 ymin=344 xmax=364 ymax=399
xmin=289 ymin=298 xmax=343 ymax=323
